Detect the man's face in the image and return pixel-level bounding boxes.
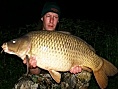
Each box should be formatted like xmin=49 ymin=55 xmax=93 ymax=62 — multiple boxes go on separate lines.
xmin=41 ymin=12 xmax=59 ymax=31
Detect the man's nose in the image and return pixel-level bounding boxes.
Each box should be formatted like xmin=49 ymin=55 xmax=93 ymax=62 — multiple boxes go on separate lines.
xmin=50 ymin=17 xmax=54 ymax=23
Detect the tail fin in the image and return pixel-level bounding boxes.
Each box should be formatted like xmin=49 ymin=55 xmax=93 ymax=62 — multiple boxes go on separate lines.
xmin=93 ymin=58 xmax=118 ymax=89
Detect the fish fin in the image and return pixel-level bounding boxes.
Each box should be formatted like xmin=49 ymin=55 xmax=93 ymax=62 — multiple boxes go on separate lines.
xmin=102 ymin=58 xmax=118 ymax=76
xmin=82 ymin=66 xmax=92 ymax=72
xmin=49 ymin=70 xmax=61 ymax=83
xmin=93 ymin=58 xmax=118 ymax=89
xmin=57 ymin=31 xmax=71 ymax=34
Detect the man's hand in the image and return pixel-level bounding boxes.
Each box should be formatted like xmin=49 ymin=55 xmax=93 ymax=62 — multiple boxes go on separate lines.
xmin=70 ymin=66 xmax=82 ymax=74
xmin=23 ymin=56 xmax=37 ymax=68
xmin=23 ymin=57 xmax=41 ymax=75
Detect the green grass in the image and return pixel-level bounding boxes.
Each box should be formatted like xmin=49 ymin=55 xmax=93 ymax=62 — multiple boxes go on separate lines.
xmin=0 ymin=18 xmax=118 ymax=89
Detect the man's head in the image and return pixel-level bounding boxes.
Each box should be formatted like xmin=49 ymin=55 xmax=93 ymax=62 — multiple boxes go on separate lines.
xmin=41 ymin=2 xmax=60 ymax=31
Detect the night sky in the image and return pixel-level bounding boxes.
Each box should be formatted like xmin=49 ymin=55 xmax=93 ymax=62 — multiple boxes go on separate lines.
xmin=0 ymin=0 xmax=118 ymax=26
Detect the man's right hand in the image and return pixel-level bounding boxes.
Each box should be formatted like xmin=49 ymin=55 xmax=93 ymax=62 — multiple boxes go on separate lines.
xmin=23 ymin=58 xmax=41 ymax=75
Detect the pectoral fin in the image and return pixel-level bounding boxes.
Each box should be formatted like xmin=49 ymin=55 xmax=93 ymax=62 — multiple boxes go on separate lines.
xmin=81 ymin=66 xmax=92 ymax=72
xmin=48 ymin=70 xmax=61 ymax=83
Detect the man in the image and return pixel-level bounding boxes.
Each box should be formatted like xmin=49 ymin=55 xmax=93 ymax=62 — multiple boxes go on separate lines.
xmin=41 ymin=1 xmax=60 ymax=31
xmin=25 ymin=1 xmax=82 ymax=75
xmin=23 ymin=1 xmax=92 ymax=89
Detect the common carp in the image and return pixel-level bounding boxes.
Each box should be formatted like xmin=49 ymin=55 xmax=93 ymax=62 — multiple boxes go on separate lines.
xmin=1 ymin=30 xmax=118 ymax=89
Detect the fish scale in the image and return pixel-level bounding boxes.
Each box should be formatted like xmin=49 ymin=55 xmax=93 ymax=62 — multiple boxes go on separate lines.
xmin=27 ymin=31 xmax=86 ymax=70
xmin=1 ymin=30 xmax=118 ymax=89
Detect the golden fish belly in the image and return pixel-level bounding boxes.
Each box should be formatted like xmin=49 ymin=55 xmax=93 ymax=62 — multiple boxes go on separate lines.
xmin=32 ymin=45 xmax=75 ymax=71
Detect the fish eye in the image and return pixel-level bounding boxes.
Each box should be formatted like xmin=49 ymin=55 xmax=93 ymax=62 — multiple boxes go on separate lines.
xmin=12 ymin=40 xmax=16 ymax=43
xmin=11 ymin=39 xmax=16 ymax=44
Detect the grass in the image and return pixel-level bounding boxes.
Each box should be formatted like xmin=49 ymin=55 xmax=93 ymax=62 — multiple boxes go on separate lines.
xmin=0 ymin=18 xmax=118 ymax=89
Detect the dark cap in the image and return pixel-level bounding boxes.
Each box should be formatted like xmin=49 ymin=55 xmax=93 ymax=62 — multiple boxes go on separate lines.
xmin=41 ymin=2 xmax=60 ymax=18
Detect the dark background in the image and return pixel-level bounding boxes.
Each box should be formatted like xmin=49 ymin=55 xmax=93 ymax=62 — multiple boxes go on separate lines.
xmin=0 ymin=0 xmax=118 ymax=26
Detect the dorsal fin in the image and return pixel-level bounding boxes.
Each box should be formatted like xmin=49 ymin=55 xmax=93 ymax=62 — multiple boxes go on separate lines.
xmin=57 ymin=31 xmax=71 ymax=34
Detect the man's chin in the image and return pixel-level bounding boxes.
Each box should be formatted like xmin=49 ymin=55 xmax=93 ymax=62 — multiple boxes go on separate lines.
xmin=47 ymin=28 xmax=55 ymax=31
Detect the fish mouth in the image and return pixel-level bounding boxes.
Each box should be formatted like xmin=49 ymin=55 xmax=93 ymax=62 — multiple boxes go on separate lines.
xmin=1 ymin=43 xmax=8 ymax=53
xmin=1 ymin=43 xmax=14 ymax=54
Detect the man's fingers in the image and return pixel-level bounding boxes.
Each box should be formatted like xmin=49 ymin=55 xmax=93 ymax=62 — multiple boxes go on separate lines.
xmin=70 ymin=66 xmax=82 ymax=74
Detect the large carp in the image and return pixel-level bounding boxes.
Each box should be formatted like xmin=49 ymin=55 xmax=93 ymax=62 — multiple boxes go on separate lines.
xmin=1 ymin=30 xmax=118 ymax=89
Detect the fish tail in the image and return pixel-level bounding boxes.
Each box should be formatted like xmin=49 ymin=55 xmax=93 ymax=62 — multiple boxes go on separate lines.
xmin=93 ymin=58 xmax=118 ymax=89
